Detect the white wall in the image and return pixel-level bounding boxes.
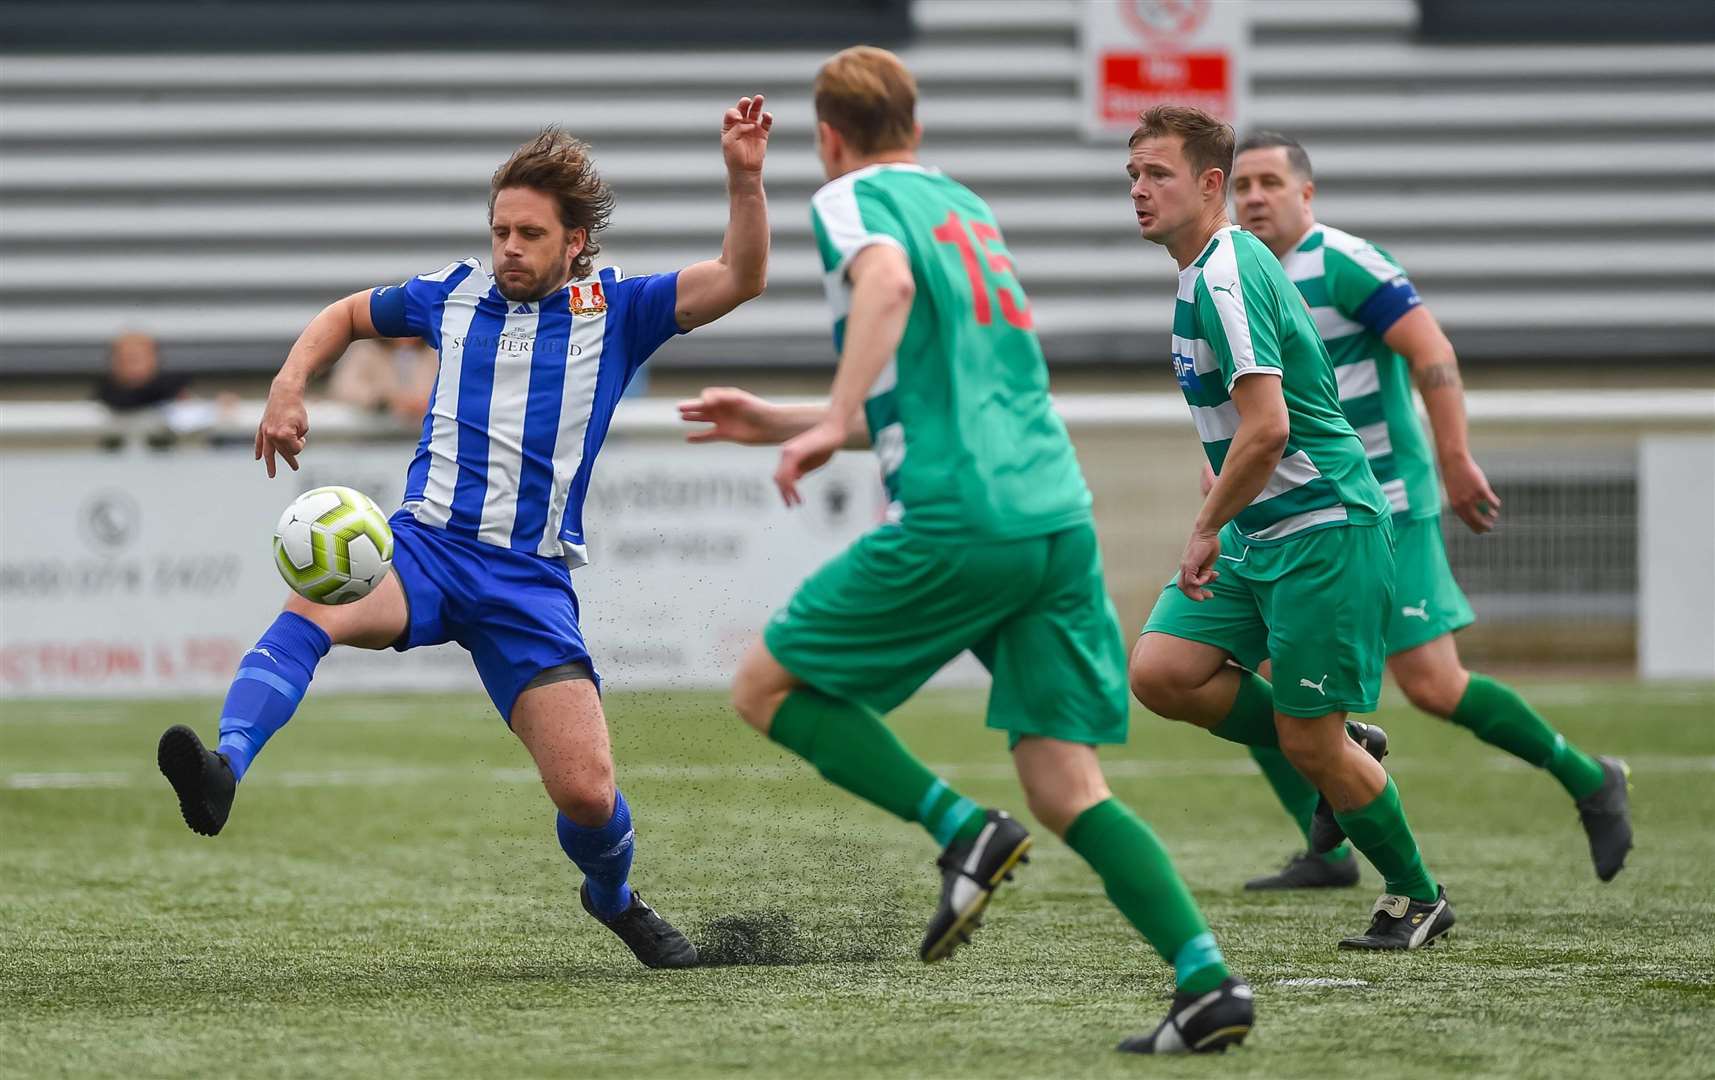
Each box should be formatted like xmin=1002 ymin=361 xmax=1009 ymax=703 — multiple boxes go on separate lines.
xmin=1639 ymin=435 xmax=1715 ymax=679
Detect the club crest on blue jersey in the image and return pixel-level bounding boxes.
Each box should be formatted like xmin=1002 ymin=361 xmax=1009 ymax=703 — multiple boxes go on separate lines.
xmin=570 ymin=282 xmax=608 ymax=317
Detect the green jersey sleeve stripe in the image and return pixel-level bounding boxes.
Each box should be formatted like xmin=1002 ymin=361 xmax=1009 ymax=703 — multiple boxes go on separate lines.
xmin=1197 ymin=241 xmax=1262 ymax=384
xmin=809 ymin=175 xmax=907 ymax=276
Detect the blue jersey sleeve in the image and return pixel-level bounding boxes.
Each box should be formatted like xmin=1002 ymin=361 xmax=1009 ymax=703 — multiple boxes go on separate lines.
xmin=607 ymin=269 xmax=684 ymax=376
xmin=368 ymin=259 xmax=480 ymax=344
xmin=1353 ymin=276 xmax=1423 ymax=338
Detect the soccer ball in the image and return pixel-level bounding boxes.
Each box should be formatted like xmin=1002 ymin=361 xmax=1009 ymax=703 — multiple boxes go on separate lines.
xmin=272 ymin=486 xmax=394 ymax=604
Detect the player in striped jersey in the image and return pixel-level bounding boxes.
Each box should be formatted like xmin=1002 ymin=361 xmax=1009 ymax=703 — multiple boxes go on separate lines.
xmin=1124 ymin=106 xmax=1454 ymax=950
xmin=1228 ymin=132 xmax=1632 ymax=888
xmin=155 ymin=100 xmax=775 ymax=968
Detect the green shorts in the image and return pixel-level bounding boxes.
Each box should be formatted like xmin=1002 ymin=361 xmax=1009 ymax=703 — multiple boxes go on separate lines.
xmin=1141 ymin=521 xmax=1396 ymax=717
xmin=764 ymin=522 xmax=1129 ymax=747
xmin=1386 ymin=514 xmax=1476 ymax=655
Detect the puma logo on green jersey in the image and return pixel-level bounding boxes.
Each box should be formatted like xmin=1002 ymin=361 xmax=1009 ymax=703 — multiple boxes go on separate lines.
xmin=1210 ymin=282 xmax=1238 ymax=298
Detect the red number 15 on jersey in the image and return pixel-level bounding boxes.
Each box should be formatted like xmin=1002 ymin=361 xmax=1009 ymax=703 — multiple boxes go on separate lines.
xmin=931 ymin=211 xmax=1035 ymax=330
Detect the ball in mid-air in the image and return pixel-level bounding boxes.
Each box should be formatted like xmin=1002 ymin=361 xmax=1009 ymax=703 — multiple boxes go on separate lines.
xmin=272 ymin=486 xmax=394 ymax=604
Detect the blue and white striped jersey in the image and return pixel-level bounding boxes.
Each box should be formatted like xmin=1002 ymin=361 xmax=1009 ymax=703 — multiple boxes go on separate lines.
xmin=369 ymin=258 xmax=682 ymax=567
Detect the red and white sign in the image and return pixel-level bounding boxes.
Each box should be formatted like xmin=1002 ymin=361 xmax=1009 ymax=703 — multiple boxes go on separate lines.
xmin=1082 ymin=0 xmax=1248 ymax=140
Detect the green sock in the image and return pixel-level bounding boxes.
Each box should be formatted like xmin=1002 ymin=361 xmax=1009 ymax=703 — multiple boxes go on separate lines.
xmin=1450 ymin=673 xmax=1605 ymax=800
xmin=1064 ymin=798 xmax=1229 ymax=994
xmin=1332 ymin=778 xmax=1438 ymax=902
xmin=768 ymin=688 xmax=985 ymax=847
xmin=1249 ymin=746 xmax=1352 ymax=862
xmin=1209 ymin=670 xmax=1278 ymax=749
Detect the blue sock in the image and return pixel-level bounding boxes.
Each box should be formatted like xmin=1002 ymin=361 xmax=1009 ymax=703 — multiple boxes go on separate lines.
xmin=556 ymin=789 xmax=635 ymax=919
xmin=215 ymin=611 xmax=330 ymax=782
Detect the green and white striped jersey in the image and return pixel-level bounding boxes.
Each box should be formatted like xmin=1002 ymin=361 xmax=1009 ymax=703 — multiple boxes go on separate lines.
xmin=1171 ymin=226 xmax=1391 ymax=545
xmin=1281 ymin=223 xmax=1437 ymax=520
xmin=809 ymin=163 xmax=1092 ymax=541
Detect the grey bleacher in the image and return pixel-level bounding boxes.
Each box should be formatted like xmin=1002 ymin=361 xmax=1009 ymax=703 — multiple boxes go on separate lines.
xmin=1 ymin=0 xmax=1712 ymax=375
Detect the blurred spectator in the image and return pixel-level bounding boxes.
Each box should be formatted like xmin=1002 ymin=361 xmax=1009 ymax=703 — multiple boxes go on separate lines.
xmin=327 ymin=337 xmax=438 ymax=423
xmin=94 ymin=332 xmax=188 ymax=412
xmin=94 ymin=331 xmax=241 ymax=449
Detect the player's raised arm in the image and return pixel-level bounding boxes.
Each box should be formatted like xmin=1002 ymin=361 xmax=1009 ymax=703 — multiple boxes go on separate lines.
xmin=772 ymin=244 xmax=912 ymax=506
xmin=255 ymin=288 xmax=383 ymax=478
xmin=1382 ymin=307 xmax=1501 ymax=533
xmin=673 ymin=94 xmax=773 ymax=331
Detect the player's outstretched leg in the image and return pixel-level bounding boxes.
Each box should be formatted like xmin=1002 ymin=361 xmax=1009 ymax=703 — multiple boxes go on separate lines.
xmin=731 ymin=643 xmax=1017 ymax=963
xmin=1013 ymin=737 xmax=1252 ymax=1054
xmin=512 ymin=675 xmax=696 ymax=969
xmin=157 ymin=579 xmax=405 ymax=837
xmin=157 ymin=607 xmax=332 ymax=836
xmin=1392 ymin=638 xmax=1631 ymax=881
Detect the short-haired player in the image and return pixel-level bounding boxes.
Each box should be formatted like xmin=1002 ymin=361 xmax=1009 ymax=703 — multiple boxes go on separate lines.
xmin=680 ymin=48 xmax=1252 ymax=1055
xmin=1123 ymin=105 xmax=1456 ymax=950
xmin=1227 ymin=132 xmax=1631 ymax=890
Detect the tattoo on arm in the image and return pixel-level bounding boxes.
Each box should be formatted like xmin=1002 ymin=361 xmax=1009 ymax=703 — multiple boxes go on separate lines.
xmin=1417 ymin=361 xmax=1462 ymax=390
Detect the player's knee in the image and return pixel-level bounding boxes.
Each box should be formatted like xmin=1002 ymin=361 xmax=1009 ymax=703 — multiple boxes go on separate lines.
xmin=1022 ymin=784 xmax=1101 ymax=838
xmin=1276 ymin=719 xmax=1341 ymax=781
xmin=729 ymin=672 xmax=774 ymax=733
xmin=1127 ymin=663 xmax=1185 ymax=721
xmin=546 ymin=768 xmax=616 ymax=828
xmin=1022 ymin=789 xmax=1070 ymax=836
xmin=283 ymin=592 xmax=335 ymax=632
xmin=1014 ymin=739 xmax=1111 ymax=837
xmin=1398 ymin=669 xmax=1462 ymax=719
xmin=731 ymin=645 xmax=792 ymax=734
xmin=1126 ymin=637 xmax=1194 ymax=721
xmin=282 ymin=588 xmax=394 ymax=650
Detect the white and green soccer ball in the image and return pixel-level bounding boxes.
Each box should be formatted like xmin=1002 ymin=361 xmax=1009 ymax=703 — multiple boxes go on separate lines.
xmin=272 ymin=486 xmax=394 ymax=604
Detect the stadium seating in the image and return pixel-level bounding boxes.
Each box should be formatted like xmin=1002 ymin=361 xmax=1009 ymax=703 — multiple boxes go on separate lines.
xmin=1 ymin=0 xmax=1711 ymax=373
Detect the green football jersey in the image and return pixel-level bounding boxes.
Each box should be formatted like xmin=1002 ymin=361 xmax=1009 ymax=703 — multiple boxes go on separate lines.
xmin=1281 ymin=223 xmax=1438 ymax=520
xmin=1171 ymin=225 xmax=1390 ymax=545
xmin=809 ymin=163 xmax=1092 ymax=540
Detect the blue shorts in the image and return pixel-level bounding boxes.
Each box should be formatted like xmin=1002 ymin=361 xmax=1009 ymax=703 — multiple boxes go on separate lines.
xmin=387 ymin=511 xmax=598 ymax=722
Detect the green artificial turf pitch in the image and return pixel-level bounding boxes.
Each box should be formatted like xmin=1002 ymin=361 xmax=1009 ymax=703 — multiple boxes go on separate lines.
xmin=3 ymin=682 xmax=1713 ymax=1078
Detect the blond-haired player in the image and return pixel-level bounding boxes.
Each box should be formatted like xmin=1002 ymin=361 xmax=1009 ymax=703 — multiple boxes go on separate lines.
xmin=680 ymin=49 xmax=1252 ymax=1055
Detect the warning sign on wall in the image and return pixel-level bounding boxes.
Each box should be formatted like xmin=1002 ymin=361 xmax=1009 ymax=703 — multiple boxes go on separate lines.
xmin=1081 ymin=0 xmax=1248 ymax=140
